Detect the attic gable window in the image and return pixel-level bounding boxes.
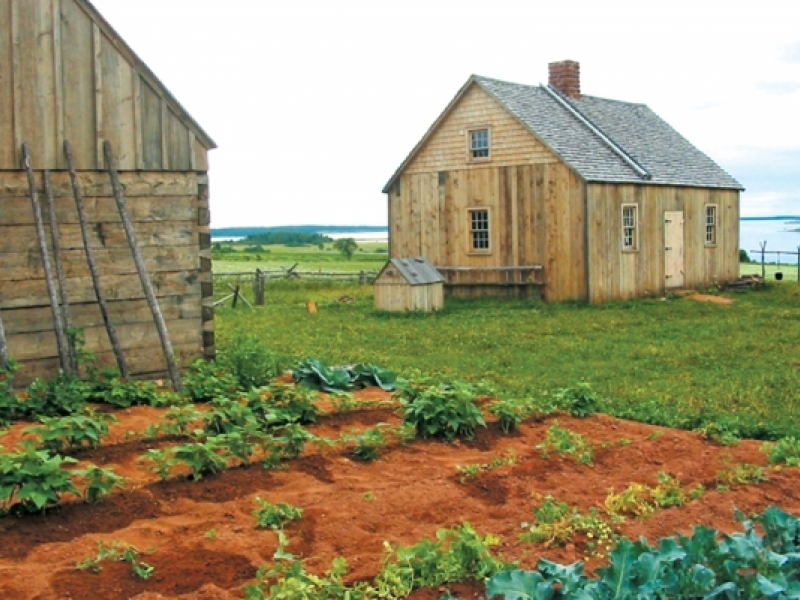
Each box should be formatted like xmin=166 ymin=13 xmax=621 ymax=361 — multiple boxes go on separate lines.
xmin=468 ymin=208 xmax=490 ymax=253
xmin=469 ymin=128 xmax=490 ymax=160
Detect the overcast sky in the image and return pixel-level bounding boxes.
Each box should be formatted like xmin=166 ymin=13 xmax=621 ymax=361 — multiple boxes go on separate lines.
xmin=91 ymin=0 xmax=800 ymax=226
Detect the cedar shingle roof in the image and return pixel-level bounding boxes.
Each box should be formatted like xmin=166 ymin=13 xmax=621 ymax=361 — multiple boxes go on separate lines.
xmin=383 ymin=75 xmax=743 ymax=192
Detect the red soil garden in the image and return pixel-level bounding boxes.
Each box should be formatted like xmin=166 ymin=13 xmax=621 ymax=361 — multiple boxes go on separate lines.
xmin=1 ymin=388 xmax=799 ymax=599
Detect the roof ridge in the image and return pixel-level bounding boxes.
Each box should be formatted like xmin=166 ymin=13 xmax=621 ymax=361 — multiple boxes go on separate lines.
xmin=542 ymin=85 xmax=651 ymax=180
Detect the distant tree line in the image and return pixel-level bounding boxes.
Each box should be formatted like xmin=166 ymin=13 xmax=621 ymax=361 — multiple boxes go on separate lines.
xmin=243 ymin=232 xmax=334 ymax=246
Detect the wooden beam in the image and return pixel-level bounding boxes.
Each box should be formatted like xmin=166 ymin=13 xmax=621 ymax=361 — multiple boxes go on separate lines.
xmin=104 ymin=141 xmax=182 ymax=392
xmin=92 ymin=22 xmax=103 ymax=169
xmin=64 ymin=139 xmax=128 ymax=376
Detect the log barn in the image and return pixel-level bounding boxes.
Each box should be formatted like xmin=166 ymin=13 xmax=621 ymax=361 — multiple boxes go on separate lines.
xmin=383 ymin=61 xmax=744 ymax=303
xmin=0 ymin=0 xmax=215 ymax=385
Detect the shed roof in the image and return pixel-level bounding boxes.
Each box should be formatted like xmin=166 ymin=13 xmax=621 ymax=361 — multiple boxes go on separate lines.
xmin=382 ymin=257 xmax=445 ymax=286
xmin=383 ymin=75 xmax=742 ymax=192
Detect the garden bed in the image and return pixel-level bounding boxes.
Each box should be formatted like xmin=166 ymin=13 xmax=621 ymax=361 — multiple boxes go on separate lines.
xmin=1 ymin=387 xmax=799 ymax=599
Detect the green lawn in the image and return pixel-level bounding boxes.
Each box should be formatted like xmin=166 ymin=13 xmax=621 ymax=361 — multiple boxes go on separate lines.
xmin=216 ymin=278 xmax=800 ymax=440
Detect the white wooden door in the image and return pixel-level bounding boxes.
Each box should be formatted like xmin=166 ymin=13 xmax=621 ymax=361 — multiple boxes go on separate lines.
xmin=664 ymin=211 xmax=685 ymax=289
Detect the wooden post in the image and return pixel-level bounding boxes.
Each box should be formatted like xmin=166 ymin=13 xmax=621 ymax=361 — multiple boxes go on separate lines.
xmin=760 ymin=241 xmax=767 ymax=281
xmin=228 ymin=283 xmax=252 ymax=308
xmin=104 ymin=141 xmax=182 ymax=392
xmin=22 ymin=144 xmax=71 ymax=374
xmin=0 ymin=299 xmax=10 ymax=374
xmin=43 ymin=170 xmax=77 ymax=375
xmin=359 ymin=270 xmax=367 ymax=285
xmin=231 ymin=285 xmax=240 ymax=308
xmin=64 ymin=141 xmax=128 ymax=377
xmin=254 ymin=269 xmax=265 ymax=306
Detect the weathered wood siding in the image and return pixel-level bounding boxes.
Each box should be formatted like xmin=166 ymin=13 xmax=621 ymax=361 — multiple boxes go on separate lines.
xmin=389 ymin=82 xmax=587 ymax=302
xmin=373 ymin=270 xmax=444 ymax=312
xmin=405 ymin=83 xmax=558 ymax=174
xmin=0 ymin=170 xmax=209 ymax=384
xmin=390 ymin=163 xmax=587 ymax=302
xmin=586 ymin=184 xmax=739 ymax=303
xmin=0 ymin=0 xmax=212 ymax=171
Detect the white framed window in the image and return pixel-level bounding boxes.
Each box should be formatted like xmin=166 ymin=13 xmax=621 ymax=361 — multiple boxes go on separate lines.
xmin=705 ymin=204 xmax=718 ymax=245
xmin=468 ymin=207 xmax=490 ymax=253
xmin=622 ymin=204 xmax=638 ymax=251
xmin=468 ymin=128 xmax=490 ymax=161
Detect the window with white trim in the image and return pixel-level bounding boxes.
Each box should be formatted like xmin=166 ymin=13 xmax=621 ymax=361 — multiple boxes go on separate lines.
xmin=622 ymin=204 xmax=638 ymax=251
xmin=705 ymin=205 xmax=717 ymax=245
xmin=469 ymin=208 xmax=490 ymax=252
xmin=469 ymin=128 xmax=490 ymax=160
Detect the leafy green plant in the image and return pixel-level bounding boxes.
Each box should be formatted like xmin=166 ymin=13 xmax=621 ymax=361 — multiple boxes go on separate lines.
xmin=376 ymin=523 xmax=508 ymax=597
xmin=217 ymin=335 xmax=292 ymax=390
xmin=76 ymin=540 xmax=154 ymax=579
xmin=490 ymin=505 xmax=800 ymax=599
xmin=456 ymin=448 xmax=517 ymax=484
xmin=488 ymin=397 xmax=541 ymax=433
xmin=23 ymin=373 xmax=92 ymax=418
xmin=294 ymin=358 xmax=398 ymax=392
xmin=550 ymin=383 xmax=601 ymax=417
xmin=0 ymin=444 xmax=78 ymax=514
xmin=651 ymin=472 xmax=704 ymax=508
xmin=247 ymin=383 xmax=318 ymax=427
xmin=73 ymin=464 xmax=126 ymax=503
xmin=715 ymin=461 xmax=768 ymax=489
xmin=139 ymin=448 xmax=178 ymax=481
xmin=144 ymin=404 xmax=205 ymax=438
xmin=253 ymin=497 xmax=303 ymax=529
xmin=763 ymin=436 xmax=800 ymax=466
xmin=203 ymin=396 xmax=259 ymax=435
xmin=24 ymin=409 xmax=117 ymax=452
xmin=182 ymin=359 xmax=239 ymax=401
xmin=536 ymin=423 xmax=593 ymax=464
xmin=520 ymin=496 xmax=619 ymax=556
xmin=99 ymin=377 xmax=159 ymax=408
xmin=696 ymin=421 xmax=740 ymax=446
xmin=170 ymin=438 xmax=232 ymax=480
xmin=398 ymin=379 xmax=487 ymax=441
xmin=0 ymin=360 xmax=21 ymax=425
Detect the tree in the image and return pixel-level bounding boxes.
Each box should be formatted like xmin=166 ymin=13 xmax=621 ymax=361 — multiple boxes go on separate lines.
xmin=333 ymin=238 xmax=358 ymax=260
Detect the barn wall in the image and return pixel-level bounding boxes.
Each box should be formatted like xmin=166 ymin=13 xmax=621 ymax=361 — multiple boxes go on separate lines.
xmin=586 ymin=183 xmax=740 ymax=303
xmin=0 ymin=170 xmax=209 ymax=385
xmin=0 ymin=0 xmax=211 ymax=171
xmin=390 ymin=163 xmax=587 ymax=302
xmin=404 ymin=83 xmax=558 ymax=174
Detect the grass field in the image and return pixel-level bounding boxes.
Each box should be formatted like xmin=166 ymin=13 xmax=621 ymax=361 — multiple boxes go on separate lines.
xmin=212 ymin=241 xmax=388 ymax=274
xmin=216 ymin=277 xmax=800 ymax=440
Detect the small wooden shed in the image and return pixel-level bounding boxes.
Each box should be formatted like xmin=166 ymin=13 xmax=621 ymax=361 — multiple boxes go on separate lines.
xmin=383 ymin=60 xmax=743 ymax=303
xmin=374 ymin=257 xmax=445 ymax=312
xmin=0 ymin=0 xmax=216 ymax=384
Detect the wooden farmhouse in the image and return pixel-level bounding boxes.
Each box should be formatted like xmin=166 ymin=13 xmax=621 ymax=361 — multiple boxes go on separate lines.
xmin=0 ymin=0 xmax=216 ymax=385
xmin=374 ymin=257 xmax=445 ymax=312
xmin=382 ymin=61 xmax=744 ymax=303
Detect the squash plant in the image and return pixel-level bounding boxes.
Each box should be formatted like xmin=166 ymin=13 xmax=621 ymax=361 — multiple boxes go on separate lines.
xmin=24 ymin=409 xmax=117 ymax=452
xmin=397 ymin=380 xmax=487 ymax=441
xmin=0 ymin=444 xmax=78 ymax=514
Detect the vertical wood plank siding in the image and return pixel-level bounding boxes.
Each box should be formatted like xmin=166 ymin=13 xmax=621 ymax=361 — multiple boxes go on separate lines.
xmin=586 ymin=184 xmax=739 ymax=303
xmin=0 ymin=0 xmax=212 ymax=171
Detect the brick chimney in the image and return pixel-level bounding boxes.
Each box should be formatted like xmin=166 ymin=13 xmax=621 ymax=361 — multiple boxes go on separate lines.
xmin=548 ymin=60 xmax=580 ymax=98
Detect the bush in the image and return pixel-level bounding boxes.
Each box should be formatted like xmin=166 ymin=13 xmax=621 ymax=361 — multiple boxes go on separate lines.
xmin=216 ymin=335 xmax=292 ymax=390
xmin=398 ymin=379 xmax=487 ymax=441
xmin=740 ymin=249 xmax=751 ymax=263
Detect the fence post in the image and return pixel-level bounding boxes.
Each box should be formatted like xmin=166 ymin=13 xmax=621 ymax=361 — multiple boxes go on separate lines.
xmin=254 ymin=269 xmax=265 ymax=306
xmin=760 ymin=241 xmax=767 ymax=280
xmin=359 ymin=270 xmax=366 ymax=285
